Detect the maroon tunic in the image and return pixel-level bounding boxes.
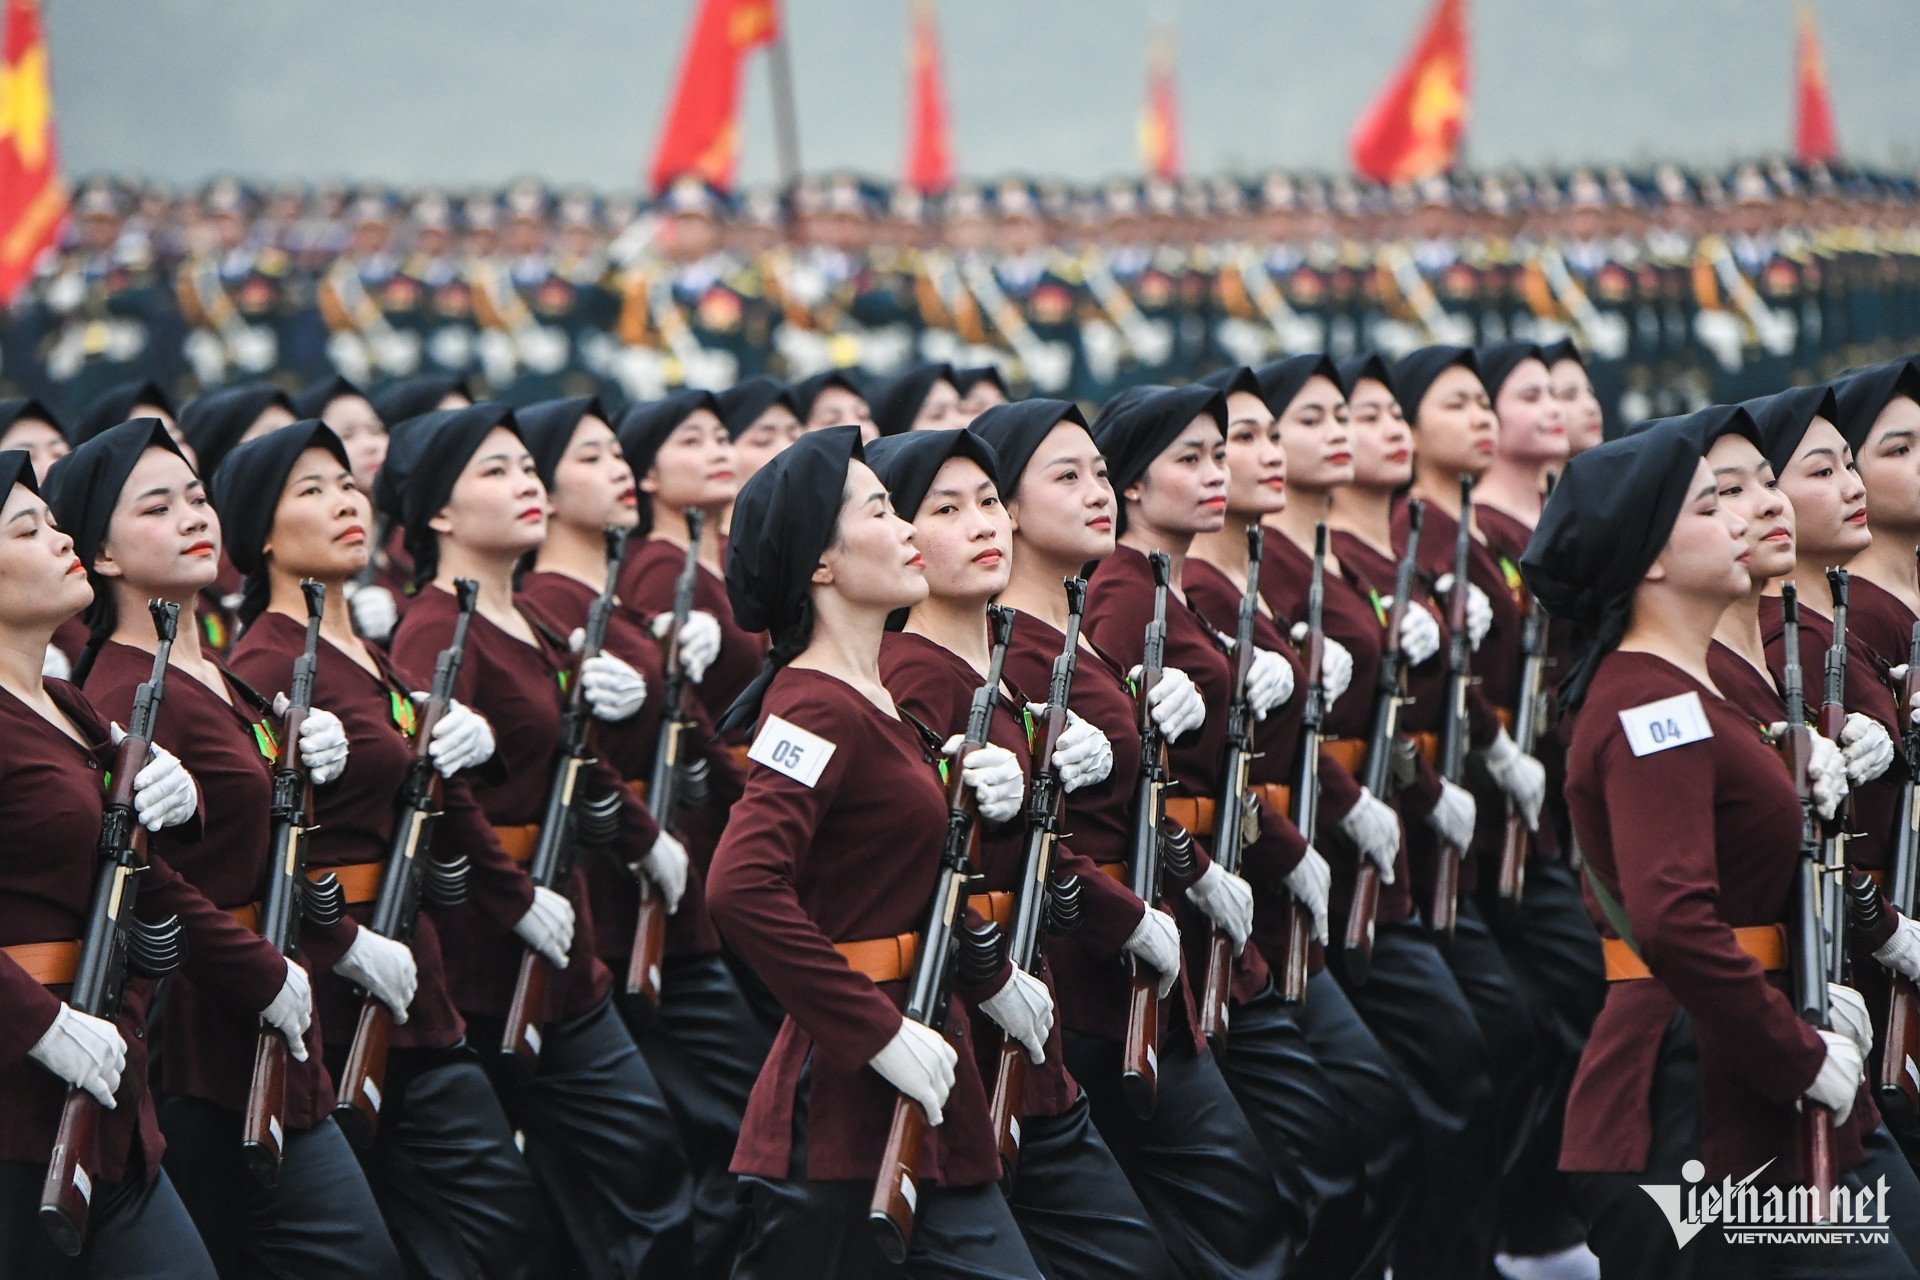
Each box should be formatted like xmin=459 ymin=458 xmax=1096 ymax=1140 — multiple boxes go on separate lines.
xmin=999 ymin=611 xmax=1204 ymax=1050
xmin=1848 ymin=574 xmax=1920 ymax=674
xmin=87 ymin=643 xmax=338 ymax=1128
xmin=707 ymin=666 xmax=1002 ymax=1185
xmin=620 ymin=536 xmax=769 ymax=739
xmin=1562 ymin=649 xmax=1873 ymax=1182
xmin=229 ymin=613 xmax=539 ymax=1054
xmin=1707 ymin=640 xmax=1785 ymax=724
xmin=389 ymin=585 xmax=648 ymax=1023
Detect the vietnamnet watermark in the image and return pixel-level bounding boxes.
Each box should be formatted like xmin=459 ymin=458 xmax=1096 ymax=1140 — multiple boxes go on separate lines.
xmin=1641 ymin=1159 xmax=1893 ymax=1247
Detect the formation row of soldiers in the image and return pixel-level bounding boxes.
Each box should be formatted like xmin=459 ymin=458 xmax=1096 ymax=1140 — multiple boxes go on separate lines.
xmin=9 ymin=155 xmax=1920 ymax=430
xmin=4 ymin=332 xmax=1920 ymax=1280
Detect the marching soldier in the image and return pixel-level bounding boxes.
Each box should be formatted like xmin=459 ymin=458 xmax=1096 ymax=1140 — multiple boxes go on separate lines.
xmin=175 ymin=179 xmax=293 ymax=392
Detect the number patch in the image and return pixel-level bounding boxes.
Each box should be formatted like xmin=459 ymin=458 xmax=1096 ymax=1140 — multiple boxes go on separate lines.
xmin=1618 ymin=691 xmax=1713 ymax=757
xmin=749 ymin=715 xmax=837 ymax=787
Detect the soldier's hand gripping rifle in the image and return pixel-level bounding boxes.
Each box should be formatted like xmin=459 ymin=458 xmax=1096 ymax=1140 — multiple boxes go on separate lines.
xmin=334 ymin=578 xmax=478 ymax=1150
xmin=242 ymin=581 xmax=345 ymax=1185
xmin=39 ymin=601 xmax=185 ymax=1256
xmin=1344 ymin=502 xmax=1422 ymax=984
xmin=869 ymin=607 xmax=1013 ymax=1262
xmin=1497 ymin=476 xmax=1555 ymax=916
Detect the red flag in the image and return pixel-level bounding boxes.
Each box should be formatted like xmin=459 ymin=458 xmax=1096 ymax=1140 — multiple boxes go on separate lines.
xmin=1793 ymin=3 xmax=1837 ymax=164
xmin=1139 ymin=25 xmax=1181 ymax=182
xmin=649 ymin=0 xmax=780 ymax=195
xmin=1348 ymin=0 xmax=1469 ymax=184
xmin=903 ymin=0 xmax=953 ymax=195
xmin=0 ymin=0 xmax=65 ymax=305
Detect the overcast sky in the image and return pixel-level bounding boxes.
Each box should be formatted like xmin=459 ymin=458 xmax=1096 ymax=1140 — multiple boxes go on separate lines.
xmin=41 ymin=0 xmax=1920 ymax=192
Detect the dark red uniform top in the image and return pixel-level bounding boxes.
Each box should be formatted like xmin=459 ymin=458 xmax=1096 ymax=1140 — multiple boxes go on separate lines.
xmin=1847 ymin=575 xmax=1920 ymax=674
xmin=620 ymin=537 xmax=768 ymax=740
xmin=87 ymin=643 xmax=337 ymax=1128
xmin=1562 ymin=650 xmax=1873 ymax=1181
xmin=1706 ymin=640 xmax=1786 ymax=724
xmin=707 ymin=666 xmax=1003 ymax=1185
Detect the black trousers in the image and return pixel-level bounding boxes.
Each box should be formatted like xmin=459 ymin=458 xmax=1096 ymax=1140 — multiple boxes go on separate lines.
xmin=1002 ymin=1094 xmax=1180 ymax=1280
xmin=1332 ymin=918 xmax=1494 ymax=1280
xmin=617 ymin=951 xmax=773 ymax=1280
xmin=0 ymin=1160 xmax=216 ymax=1280
xmin=325 ymin=1040 xmax=548 ymax=1280
xmin=468 ymin=995 xmax=694 ymax=1280
xmin=1061 ymin=1024 xmax=1291 ymax=1280
xmin=158 ymin=1099 xmax=404 ymax=1280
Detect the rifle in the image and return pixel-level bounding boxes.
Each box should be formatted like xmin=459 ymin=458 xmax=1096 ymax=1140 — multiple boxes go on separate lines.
xmin=869 ymin=606 xmax=1013 ymax=1263
xmin=1279 ymin=524 xmax=1326 ymax=1005
xmin=1344 ymin=502 xmax=1423 ymax=984
xmin=1429 ymin=478 xmax=1476 ymax=944
xmin=1819 ymin=568 xmax=1853 ymax=988
xmin=1201 ymin=526 xmax=1267 ymax=1038
xmin=988 ymin=578 xmax=1085 ymax=1181
xmin=1879 ymin=621 xmax=1920 ymax=1126
xmin=1781 ymin=584 xmax=1837 ymax=1219
xmin=501 ymin=529 xmax=627 ymax=1076
xmin=242 ymin=581 xmax=345 ymax=1185
xmin=333 ymin=578 xmax=479 ymax=1151
xmin=1497 ymin=479 xmax=1555 ymax=915
xmin=39 ymin=602 xmax=185 ymax=1256
xmin=630 ymin=515 xmax=702 ymax=1011
xmin=1121 ymin=552 xmax=1173 ymax=1116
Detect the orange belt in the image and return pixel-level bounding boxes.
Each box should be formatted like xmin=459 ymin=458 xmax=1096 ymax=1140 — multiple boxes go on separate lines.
xmin=836 ymin=932 xmax=920 ymax=983
xmin=495 ymin=825 xmax=539 ymax=864
xmin=728 ymin=744 xmax=751 ymax=774
xmin=627 ymin=779 xmax=649 ymax=803
xmin=1497 ymin=707 xmax=1514 ymax=732
xmin=4 ymin=940 xmax=80 ymax=986
xmin=1252 ymin=782 xmax=1292 ymax=814
xmin=1097 ymin=862 xmax=1126 ymax=882
xmin=1164 ymin=796 xmax=1216 ymax=837
xmin=327 ymin=862 xmax=384 ymax=906
xmin=1603 ymin=924 xmax=1787 ymax=982
xmin=1323 ymin=738 xmax=1367 ymax=774
xmin=1410 ymin=732 xmax=1439 ymax=766
xmin=1867 ymin=869 xmax=1887 ymax=889
xmin=969 ymin=890 xmax=1014 ymax=932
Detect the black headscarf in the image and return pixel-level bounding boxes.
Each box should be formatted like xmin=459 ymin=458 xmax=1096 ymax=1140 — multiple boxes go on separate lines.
xmin=953 ymin=365 xmax=1010 ymax=399
xmin=617 ymin=391 xmax=721 ymax=476
xmin=968 ymin=399 xmax=1089 ymax=500
xmin=515 ymin=396 xmax=609 ymax=489
xmin=372 ymin=403 xmax=519 ymax=590
xmin=1391 ymin=345 xmax=1480 ymax=422
xmin=716 ymin=377 xmax=797 ymax=440
xmin=291 ymin=373 xmax=366 ymax=421
xmin=208 ymin=421 xmax=351 ymax=624
xmin=1090 ymin=384 xmax=1226 ymax=534
xmin=1245 ymin=355 xmax=1342 ymax=418
xmin=866 ymin=429 xmax=1000 ymax=523
xmin=75 ymin=380 xmax=175 ymax=444
xmin=719 ymin=426 xmax=865 ymax=731
xmin=867 ymin=362 xmax=956 ymax=437
xmin=789 ymin=369 xmax=865 ymax=423
xmin=1829 ymin=357 xmax=1920 ymax=454
xmin=1742 ymin=385 xmax=1843 ymax=474
xmin=1336 ymin=353 xmax=1394 ymax=398
xmin=371 ymin=372 xmax=473 ymax=428
xmin=180 ymin=382 xmax=295 ymax=481
xmin=1621 ymin=403 xmax=1756 ymax=452
xmin=0 ymin=397 xmax=64 ymax=442
xmin=1476 ymin=341 xmax=1545 ymax=401
xmin=0 ymin=450 xmax=40 ymax=507
xmin=1520 ymin=419 xmax=1741 ymax=710
xmin=1539 ymin=338 xmax=1584 ymax=370
xmin=43 ymin=418 xmax=193 ymax=676
xmin=1197 ymin=365 xmax=1261 ymax=400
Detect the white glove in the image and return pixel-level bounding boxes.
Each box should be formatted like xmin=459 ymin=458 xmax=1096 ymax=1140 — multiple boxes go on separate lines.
xmin=260 ymin=961 xmax=312 ymax=1062
xmin=1122 ymin=908 xmax=1182 ymax=998
xmin=1803 ymin=1029 xmax=1863 ymax=1124
xmin=652 ymin=610 xmax=722 ymax=685
xmin=980 ymin=968 xmax=1055 ymax=1066
xmin=640 ymin=829 xmax=690 ymax=914
xmin=1875 ymin=914 xmax=1920 ymax=984
xmin=110 ymin=725 xmax=199 ymax=832
xmin=1770 ymin=724 xmax=1848 ymax=821
xmin=869 ymin=1019 xmax=958 ymax=1125
xmin=1387 ymin=599 xmax=1442 ymax=666
xmin=333 ymin=928 xmax=417 ymax=1023
xmin=1132 ymin=664 xmax=1205 ymax=739
xmin=514 ymin=886 xmax=575 ymax=969
xmin=578 ymin=650 xmax=648 ymax=722
xmin=1435 ymin=574 xmax=1493 ymax=650
xmin=1245 ymin=647 xmax=1295 ymax=720
xmin=415 ymin=695 xmax=496 ymax=776
xmin=41 ymin=643 xmax=71 ymax=682
xmin=1339 ymin=787 xmax=1400 ymax=884
xmin=1828 ymin=982 xmax=1874 ymax=1060
xmin=1186 ymin=862 xmax=1255 ymax=954
xmin=272 ymin=696 xmax=349 ymax=785
xmin=345 ymin=582 xmax=398 ymax=644
xmin=1428 ymin=779 xmax=1478 ymax=850
xmin=28 ymin=1005 xmax=127 ymax=1107
xmin=1839 ymin=712 xmax=1896 ymax=786
xmin=1284 ymin=846 xmax=1332 ymax=944
xmin=1029 ymin=704 xmax=1113 ymax=792
xmin=942 ymin=737 xmax=1025 ymax=823
xmin=1481 ymin=727 xmax=1546 ymax=831
xmin=1320 ymin=636 xmax=1355 ymax=707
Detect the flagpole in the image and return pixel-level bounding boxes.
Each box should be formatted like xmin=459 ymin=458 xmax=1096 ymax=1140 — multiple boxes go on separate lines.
xmin=766 ymin=28 xmax=803 ymax=196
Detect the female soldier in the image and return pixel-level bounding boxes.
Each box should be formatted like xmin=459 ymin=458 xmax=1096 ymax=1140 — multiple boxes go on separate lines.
xmin=292 ymin=376 xmax=401 ymax=643
xmin=47 ymin=419 xmax=406 ymax=1278
xmin=516 ymin=394 xmax=766 ymax=1277
xmin=707 ymin=427 xmax=1046 ymax=1278
xmin=216 ymin=422 xmax=550 ymax=1279
xmin=0 ymin=397 xmax=70 ymax=481
xmin=1540 ymin=338 xmax=1603 ymax=457
xmin=177 ymin=383 xmax=296 ymax=482
xmin=1525 ymin=422 xmax=1920 ymax=1277
xmin=790 ymin=369 xmax=876 ymax=440
xmin=973 ymin=398 xmax=1295 ymax=1280
xmin=0 ymin=449 xmax=219 ymax=1280
xmin=867 ymin=362 xmax=967 ymax=436
xmin=953 ymin=366 xmax=1011 ymax=419
xmin=1832 ymin=358 xmax=1920 ymax=670
xmin=380 ymin=404 xmax=695 ymax=1278
xmin=718 ymin=377 xmax=804 ymax=491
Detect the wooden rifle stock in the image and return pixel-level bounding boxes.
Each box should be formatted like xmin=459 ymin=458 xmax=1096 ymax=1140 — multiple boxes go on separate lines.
xmin=1122 ymin=554 xmax=1171 ymax=1113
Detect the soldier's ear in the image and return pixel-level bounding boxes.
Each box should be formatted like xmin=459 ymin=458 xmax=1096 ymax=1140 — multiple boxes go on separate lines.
xmin=428 ymin=507 xmax=454 ymax=538
xmin=810 ymin=557 xmax=833 ymax=587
